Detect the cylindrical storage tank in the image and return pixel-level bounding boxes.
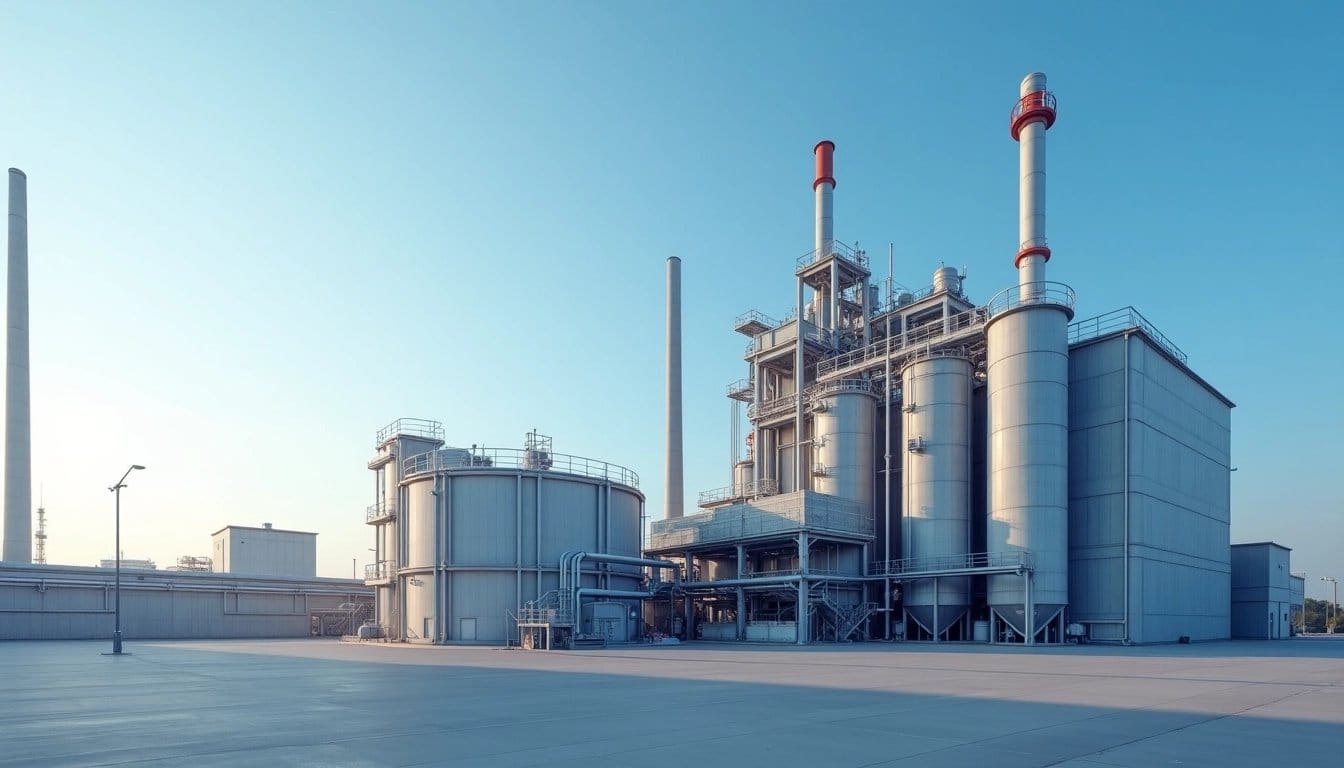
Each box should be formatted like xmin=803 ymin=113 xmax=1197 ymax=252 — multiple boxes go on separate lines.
xmin=985 ymin=302 xmax=1071 ymax=640
xmin=733 ymin=459 xmax=754 ymax=492
xmin=811 ymin=382 xmax=876 ymax=513
xmin=932 ymin=266 xmax=961 ymax=296
xmin=901 ymin=354 xmax=973 ymax=636
xmin=399 ymin=449 xmax=645 ymax=645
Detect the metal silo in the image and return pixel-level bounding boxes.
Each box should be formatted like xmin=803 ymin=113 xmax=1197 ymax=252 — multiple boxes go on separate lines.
xmin=811 ymin=380 xmax=876 ymax=512
xmin=901 ymin=353 xmax=973 ymax=637
xmin=986 ymin=72 xmax=1073 ymax=642
xmin=392 ymin=435 xmax=645 ymax=645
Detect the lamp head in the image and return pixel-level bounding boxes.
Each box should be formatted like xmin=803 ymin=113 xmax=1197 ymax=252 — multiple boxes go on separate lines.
xmin=132 ymin=465 xmax=146 ymax=471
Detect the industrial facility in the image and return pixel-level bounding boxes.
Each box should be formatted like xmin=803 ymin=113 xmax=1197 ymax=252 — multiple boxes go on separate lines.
xmin=643 ymin=72 xmax=1237 ymax=646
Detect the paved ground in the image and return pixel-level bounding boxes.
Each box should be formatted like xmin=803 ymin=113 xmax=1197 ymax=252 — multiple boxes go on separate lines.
xmin=1 ymin=638 xmax=1341 ymax=767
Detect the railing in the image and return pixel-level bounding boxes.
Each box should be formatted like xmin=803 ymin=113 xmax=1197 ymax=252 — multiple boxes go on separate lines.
xmin=375 ymin=418 xmax=444 ymax=447
xmin=1011 ymin=90 xmax=1057 ymax=127
xmin=747 ymin=393 xmax=800 ymax=421
xmin=806 ymin=379 xmax=875 ymax=399
xmin=697 ymin=478 xmax=780 ymax=507
xmin=364 ymin=560 xmax=393 ymax=580
xmin=726 ymin=378 xmax=753 ymax=398
xmin=744 ymin=320 xmax=834 ymax=357
xmin=402 ymin=447 xmax=639 ymax=488
xmin=796 ymin=239 xmax=869 ymax=271
xmin=868 ymin=551 xmax=1033 ymax=577
xmin=734 ymin=309 xmax=779 ymax=330
xmin=650 ymin=491 xmax=872 ymax=549
xmin=984 ymin=281 xmax=1075 ymax=317
xmin=816 ymin=308 xmax=986 ymax=378
xmin=365 ymin=502 xmax=391 ymax=523
xmin=1069 ymin=306 xmax=1188 ymax=364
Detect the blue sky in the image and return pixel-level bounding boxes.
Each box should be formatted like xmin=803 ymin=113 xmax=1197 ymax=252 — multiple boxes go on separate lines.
xmin=0 ymin=2 xmax=1340 ymax=594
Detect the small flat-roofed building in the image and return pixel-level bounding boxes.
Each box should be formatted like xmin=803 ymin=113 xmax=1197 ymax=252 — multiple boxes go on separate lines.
xmin=1230 ymin=542 xmax=1292 ymax=639
xmin=212 ymin=523 xmax=316 ymax=579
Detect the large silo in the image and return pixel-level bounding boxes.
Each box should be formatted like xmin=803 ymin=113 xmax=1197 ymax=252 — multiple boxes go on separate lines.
xmin=393 ymin=435 xmax=644 ymax=645
xmin=901 ymin=353 xmax=973 ymax=637
xmin=986 ymin=72 xmax=1073 ymax=641
xmin=811 ymin=381 xmax=875 ymax=512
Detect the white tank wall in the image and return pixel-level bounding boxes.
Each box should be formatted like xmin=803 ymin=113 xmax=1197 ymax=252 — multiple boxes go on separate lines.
xmin=813 ymin=390 xmax=875 ymax=512
xmin=901 ymin=356 xmax=972 ymax=634
xmin=986 ymin=305 xmax=1071 ymax=635
xmin=397 ymin=468 xmax=644 ymax=644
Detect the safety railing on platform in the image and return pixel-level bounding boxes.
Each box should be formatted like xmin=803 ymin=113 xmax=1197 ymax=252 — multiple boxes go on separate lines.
xmin=984 ymin=282 xmax=1075 ymax=318
xmin=402 ymin=447 xmax=639 ymax=488
xmin=697 ymin=478 xmax=780 ymax=507
xmin=365 ymin=502 xmax=391 ymax=523
xmin=364 ymin=560 xmax=393 ymax=580
xmin=795 ymin=239 xmax=869 ymax=271
xmin=734 ymin=309 xmax=780 ymax=330
xmin=747 ymin=393 xmax=800 ymax=421
xmin=868 ymin=550 xmax=1033 ymax=577
xmin=374 ymin=418 xmax=444 ymax=447
xmin=1069 ymin=306 xmax=1188 ymax=364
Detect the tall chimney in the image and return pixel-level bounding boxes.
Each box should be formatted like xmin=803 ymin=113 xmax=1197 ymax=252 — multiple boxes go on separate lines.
xmin=3 ymin=168 xmax=31 ymax=563
xmin=664 ymin=256 xmax=683 ymax=520
xmin=811 ymin=141 xmax=835 ymax=326
xmin=1011 ymin=72 xmax=1056 ymax=295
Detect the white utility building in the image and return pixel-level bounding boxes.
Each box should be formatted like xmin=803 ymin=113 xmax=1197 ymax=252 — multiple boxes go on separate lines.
xmin=212 ymin=524 xmax=317 ymax=579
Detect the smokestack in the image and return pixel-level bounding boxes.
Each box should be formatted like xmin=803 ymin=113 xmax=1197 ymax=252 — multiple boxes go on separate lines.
xmin=1011 ymin=72 xmax=1057 ymax=294
xmin=812 ymin=140 xmax=835 ymax=326
xmin=664 ymin=256 xmax=683 ymax=520
xmin=3 ymin=168 xmax=31 ymax=563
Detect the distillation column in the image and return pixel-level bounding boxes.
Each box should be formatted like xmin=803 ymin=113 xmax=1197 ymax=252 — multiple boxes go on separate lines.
xmin=985 ymin=73 xmax=1072 ymax=642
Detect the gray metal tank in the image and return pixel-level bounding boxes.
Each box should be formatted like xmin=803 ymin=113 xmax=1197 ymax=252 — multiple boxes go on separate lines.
xmin=398 ymin=447 xmax=644 ymax=644
xmin=985 ymin=288 xmax=1072 ymax=639
xmin=901 ymin=353 xmax=973 ymax=636
xmin=811 ymin=380 xmax=876 ymax=513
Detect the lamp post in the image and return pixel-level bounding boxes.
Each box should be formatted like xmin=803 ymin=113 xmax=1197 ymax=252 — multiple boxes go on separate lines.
xmin=1324 ymin=577 xmax=1339 ymax=632
xmin=109 ymin=464 xmax=145 ymax=655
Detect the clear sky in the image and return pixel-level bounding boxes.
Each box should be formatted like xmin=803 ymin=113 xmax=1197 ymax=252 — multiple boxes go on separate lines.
xmin=0 ymin=2 xmax=1340 ymax=595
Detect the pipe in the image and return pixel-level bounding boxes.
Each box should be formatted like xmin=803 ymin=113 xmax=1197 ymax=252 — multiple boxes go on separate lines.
xmin=665 ymin=256 xmax=683 ymax=519
xmin=1011 ymin=73 xmax=1056 ymax=297
xmin=568 ymin=551 xmax=678 ymax=621
xmin=3 ymin=168 xmax=30 ymax=563
xmin=1123 ymin=331 xmax=1131 ymax=644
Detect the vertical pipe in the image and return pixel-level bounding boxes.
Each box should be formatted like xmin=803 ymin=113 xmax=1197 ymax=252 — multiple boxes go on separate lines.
xmin=1123 ymin=332 xmax=1131 ymax=644
xmin=735 ymin=543 xmax=746 ymax=641
xmin=1013 ymin=72 xmax=1054 ymax=298
xmin=829 ymin=258 xmax=840 ymax=349
xmin=3 ymin=169 xmax=30 ymax=563
xmin=665 ymin=257 xmax=683 ymax=519
xmin=796 ymin=531 xmax=810 ymax=645
xmin=794 ymin=276 xmax=805 ymax=492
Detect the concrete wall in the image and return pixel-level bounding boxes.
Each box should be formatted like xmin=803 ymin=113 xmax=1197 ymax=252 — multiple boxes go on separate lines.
xmin=1230 ymin=543 xmax=1292 ymax=639
xmin=1068 ymin=332 xmax=1232 ymax=643
xmin=0 ymin=563 xmax=369 ymax=640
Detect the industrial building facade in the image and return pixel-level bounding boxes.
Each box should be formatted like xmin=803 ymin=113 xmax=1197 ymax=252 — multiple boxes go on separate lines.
xmin=211 ymin=524 xmax=318 ymax=579
xmin=646 ymin=72 xmax=1236 ymax=645
xmin=1230 ymin=542 xmax=1294 ymax=639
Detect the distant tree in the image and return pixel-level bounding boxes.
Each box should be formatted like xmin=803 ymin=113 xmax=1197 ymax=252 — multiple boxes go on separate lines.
xmin=1304 ymin=598 xmax=1330 ymax=633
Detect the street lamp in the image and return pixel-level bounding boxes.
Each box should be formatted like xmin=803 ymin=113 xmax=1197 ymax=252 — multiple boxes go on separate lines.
xmin=108 ymin=464 xmax=145 ymax=655
xmin=1323 ymin=577 xmax=1339 ymax=632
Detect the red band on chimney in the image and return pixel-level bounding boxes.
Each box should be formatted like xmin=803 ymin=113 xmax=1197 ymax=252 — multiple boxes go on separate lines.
xmin=1014 ymin=245 xmax=1052 ymax=268
xmin=813 ymin=140 xmax=835 ymax=190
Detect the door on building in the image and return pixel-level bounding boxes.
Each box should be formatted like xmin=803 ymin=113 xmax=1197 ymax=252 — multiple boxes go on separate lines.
xmin=460 ymin=617 xmax=477 ymax=641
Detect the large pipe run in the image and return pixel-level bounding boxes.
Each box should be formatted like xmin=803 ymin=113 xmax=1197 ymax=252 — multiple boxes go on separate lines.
xmin=665 ymin=256 xmax=683 ymax=520
xmin=3 ymin=168 xmax=30 ymax=563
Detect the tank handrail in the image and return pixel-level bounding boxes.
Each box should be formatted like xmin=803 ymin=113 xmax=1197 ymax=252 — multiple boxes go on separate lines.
xmin=984 ymin=282 xmax=1075 ymax=317
xmin=869 ymin=551 xmax=1033 ymax=576
xmin=746 ymin=393 xmax=800 ymax=420
xmin=817 ymin=307 xmax=986 ymax=378
xmin=805 ymin=379 xmax=875 ymax=399
xmin=697 ymin=478 xmax=780 ymax=507
xmin=402 ymin=447 xmax=639 ymax=488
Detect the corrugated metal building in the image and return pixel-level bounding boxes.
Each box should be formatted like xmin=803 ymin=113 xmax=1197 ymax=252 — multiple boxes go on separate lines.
xmin=211 ymin=523 xmax=317 ymax=579
xmin=1067 ymin=320 xmax=1234 ymax=643
xmin=0 ymin=563 xmax=369 ymax=640
xmin=1230 ymin=542 xmax=1293 ymax=639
